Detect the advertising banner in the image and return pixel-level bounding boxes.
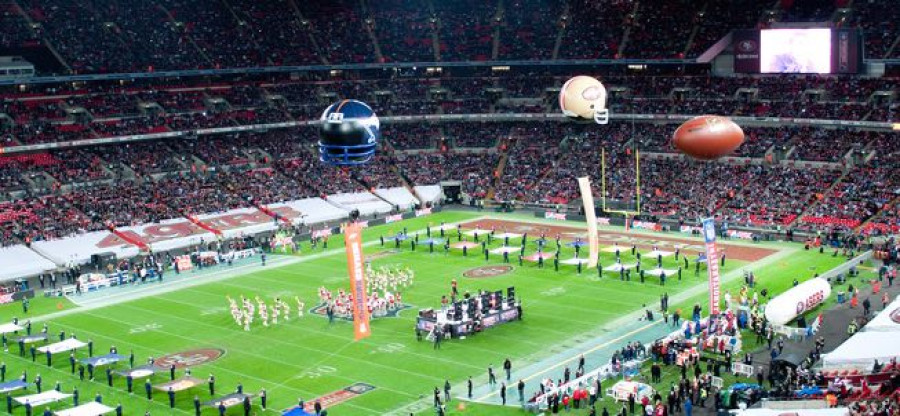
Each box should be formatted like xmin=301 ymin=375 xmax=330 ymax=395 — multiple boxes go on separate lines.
xmin=344 ymin=223 xmax=371 ymax=341
xmin=733 ymin=30 xmax=761 ymax=73
xmin=702 ymin=218 xmax=721 ymax=315
xmin=544 ymin=212 xmax=567 ymax=221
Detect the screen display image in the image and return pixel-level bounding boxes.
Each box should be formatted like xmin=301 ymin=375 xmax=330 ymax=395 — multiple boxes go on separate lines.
xmin=760 ymin=29 xmax=832 ymax=74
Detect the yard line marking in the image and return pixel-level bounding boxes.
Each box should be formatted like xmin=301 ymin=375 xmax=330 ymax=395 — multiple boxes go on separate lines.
xmin=49 ymin=318 xmax=398 ymax=415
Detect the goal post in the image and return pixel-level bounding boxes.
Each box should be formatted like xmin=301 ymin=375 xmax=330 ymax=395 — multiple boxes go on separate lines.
xmin=600 ymin=148 xmax=642 ymax=221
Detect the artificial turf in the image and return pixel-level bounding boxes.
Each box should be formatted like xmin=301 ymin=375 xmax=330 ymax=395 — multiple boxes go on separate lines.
xmin=0 ymin=211 xmax=852 ymax=415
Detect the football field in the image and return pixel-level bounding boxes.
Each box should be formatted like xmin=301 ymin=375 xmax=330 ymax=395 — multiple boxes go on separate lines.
xmin=0 ymin=211 xmax=848 ymax=415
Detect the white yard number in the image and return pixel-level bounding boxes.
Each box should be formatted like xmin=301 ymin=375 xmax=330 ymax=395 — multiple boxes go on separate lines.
xmin=541 ymin=287 xmax=566 ymax=296
xmin=371 ymin=343 xmax=406 ymax=354
xmin=129 ymin=323 xmax=162 ymax=334
xmin=302 ymin=365 xmax=337 ymax=379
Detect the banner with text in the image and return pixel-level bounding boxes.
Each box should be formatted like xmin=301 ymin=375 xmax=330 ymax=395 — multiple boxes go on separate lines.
xmin=544 ymin=212 xmax=567 ymax=221
xmin=702 ymin=218 xmax=721 ymax=315
xmin=344 ymin=223 xmax=371 ymax=341
xmin=632 ymin=221 xmax=662 ymax=232
xmin=577 ymin=177 xmax=599 ymax=268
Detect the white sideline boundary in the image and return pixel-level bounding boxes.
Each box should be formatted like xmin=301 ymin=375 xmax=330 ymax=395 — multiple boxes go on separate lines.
xmin=29 ymin=218 xmax=484 ymax=324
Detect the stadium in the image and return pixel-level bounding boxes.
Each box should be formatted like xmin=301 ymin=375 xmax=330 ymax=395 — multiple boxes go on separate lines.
xmin=0 ymin=0 xmax=898 ymax=415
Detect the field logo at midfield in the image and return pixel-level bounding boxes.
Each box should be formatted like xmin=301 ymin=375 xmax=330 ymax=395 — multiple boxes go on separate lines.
xmin=463 ymin=265 xmax=513 ymax=279
xmin=282 ymin=383 xmax=375 ymax=413
xmin=155 ymin=348 xmax=224 ymax=369
xmin=309 ymin=303 xmax=412 ymax=320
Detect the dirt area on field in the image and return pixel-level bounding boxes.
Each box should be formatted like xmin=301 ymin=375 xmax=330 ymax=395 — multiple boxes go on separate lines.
xmin=463 ymin=219 xmax=777 ymax=262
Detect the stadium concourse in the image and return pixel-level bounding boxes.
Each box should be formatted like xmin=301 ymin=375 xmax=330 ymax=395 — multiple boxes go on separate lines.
xmin=0 ymin=0 xmax=899 ymax=415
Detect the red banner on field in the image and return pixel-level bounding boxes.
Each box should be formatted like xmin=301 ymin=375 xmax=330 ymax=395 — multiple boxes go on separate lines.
xmin=701 ymin=218 xmax=721 ymax=315
xmin=344 ymin=223 xmax=371 ymax=341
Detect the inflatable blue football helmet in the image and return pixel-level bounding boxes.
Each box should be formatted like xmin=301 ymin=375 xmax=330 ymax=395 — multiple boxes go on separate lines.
xmin=318 ymin=99 xmax=380 ymax=166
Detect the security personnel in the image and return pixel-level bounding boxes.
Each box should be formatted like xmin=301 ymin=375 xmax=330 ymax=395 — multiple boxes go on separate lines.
xmin=106 ymin=367 xmax=113 ymax=386
xmin=208 ymin=374 xmax=216 ymax=396
xmin=145 ymin=379 xmax=152 ymax=400
xmin=78 ymin=365 xmax=85 ymax=381
xmin=194 ymin=396 xmax=202 ymax=416
xmin=260 ymin=389 xmax=267 ymax=410
xmin=168 ymin=387 xmax=176 ymax=408
xmin=170 ymin=364 xmax=176 ymax=381
xmin=126 ymin=375 xmax=133 ymax=393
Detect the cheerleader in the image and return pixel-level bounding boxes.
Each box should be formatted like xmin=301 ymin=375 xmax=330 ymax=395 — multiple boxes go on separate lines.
xmin=295 ymin=296 xmax=304 ymax=318
xmin=259 ymin=303 xmax=269 ymax=327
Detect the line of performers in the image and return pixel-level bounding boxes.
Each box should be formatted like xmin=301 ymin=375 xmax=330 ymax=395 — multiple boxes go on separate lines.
xmin=227 ymin=295 xmax=305 ymax=330
xmin=317 ymin=265 xmax=415 ymax=319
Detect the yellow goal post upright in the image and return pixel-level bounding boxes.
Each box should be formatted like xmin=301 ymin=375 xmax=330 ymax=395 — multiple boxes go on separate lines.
xmin=600 ymin=146 xmax=642 ymax=229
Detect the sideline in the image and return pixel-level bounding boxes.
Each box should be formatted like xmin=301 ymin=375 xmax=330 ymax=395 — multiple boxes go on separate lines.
xmin=29 ymin=216 xmax=485 ymax=324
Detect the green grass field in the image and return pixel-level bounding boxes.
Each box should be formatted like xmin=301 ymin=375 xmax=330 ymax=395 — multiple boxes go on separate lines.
xmin=0 ymin=211 xmax=854 ymax=415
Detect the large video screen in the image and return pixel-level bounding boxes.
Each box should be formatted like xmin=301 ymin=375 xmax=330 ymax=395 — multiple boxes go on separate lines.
xmin=760 ymin=29 xmax=832 ymax=74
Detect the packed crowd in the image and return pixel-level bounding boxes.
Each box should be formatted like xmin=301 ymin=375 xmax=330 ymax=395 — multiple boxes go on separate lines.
xmin=2 ymin=74 xmax=897 ymax=150
xmin=3 ymin=107 xmax=900 ymax=247
xmin=7 ymin=0 xmax=898 ymax=73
